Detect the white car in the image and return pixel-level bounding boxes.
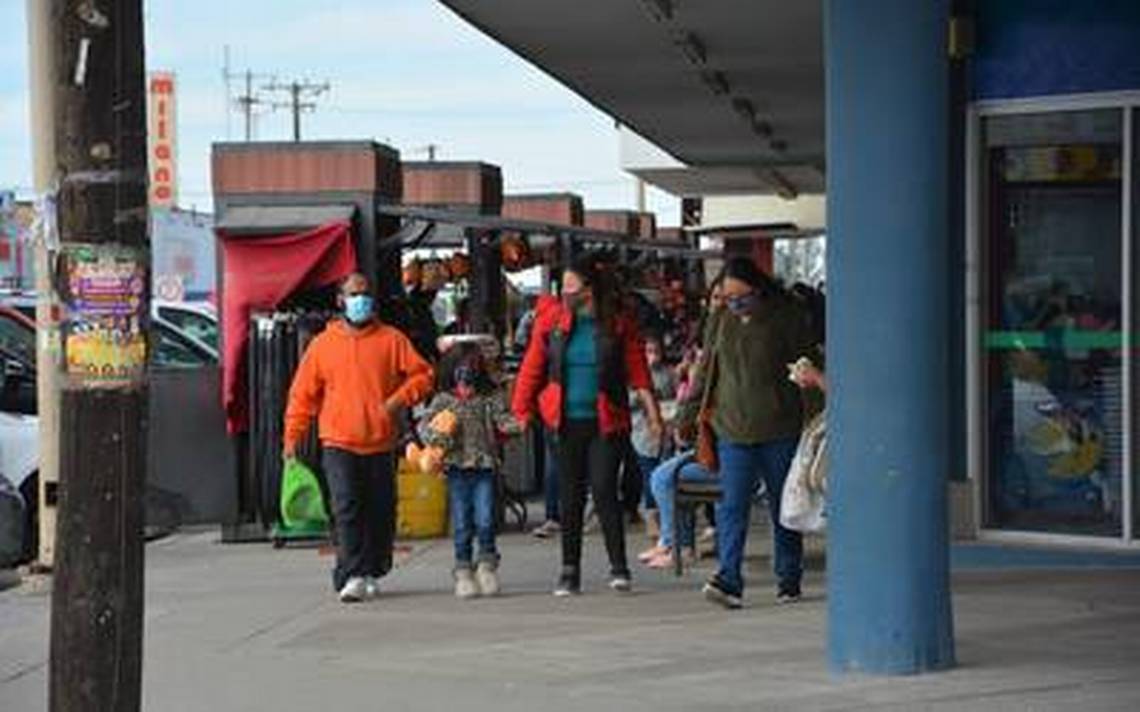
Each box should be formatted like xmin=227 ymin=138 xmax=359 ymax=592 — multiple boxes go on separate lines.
xmin=0 ymin=411 xmax=37 ymax=565
xmin=1 ymin=293 xmax=218 ymax=361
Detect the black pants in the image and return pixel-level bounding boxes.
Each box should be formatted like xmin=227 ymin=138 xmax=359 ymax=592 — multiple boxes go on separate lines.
xmin=558 ymin=419 xmax=629 ymax=582
xmin=618 ymin=436 xmax=642 ymax=518
xmin=322 ymin=448 xmax=396 ymax=591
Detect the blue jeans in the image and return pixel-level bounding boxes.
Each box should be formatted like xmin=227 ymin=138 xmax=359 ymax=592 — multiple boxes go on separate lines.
xmin=638 ymin=455 xmax=661 ymax=510
xmin=650 ymin=451 xmax=715 ymax=549
xmin=714 ymin=438 xmax=802 ymax=597
xmin=447 ymin=467 xmax=498 ymax=569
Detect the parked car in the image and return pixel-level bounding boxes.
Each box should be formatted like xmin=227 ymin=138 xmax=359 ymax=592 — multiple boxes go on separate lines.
xmin=0 ymin=306 xmax=219 ymax=564
xmin=153 ymin=300 xmax=218 ymax=353
xmin=0 ymin=410 xmax=38 ymax=564
xmin=0 ymin=293 xmax=218 ymax=360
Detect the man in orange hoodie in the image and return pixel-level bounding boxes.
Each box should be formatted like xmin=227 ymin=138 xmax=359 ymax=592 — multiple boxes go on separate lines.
xmin=284 ymin=272 xmax=434 ymax=603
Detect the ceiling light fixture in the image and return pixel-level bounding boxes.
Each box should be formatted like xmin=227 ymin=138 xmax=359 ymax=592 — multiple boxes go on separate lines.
xmin=641 ymin=0 xmax=674 ymax=22
xmin=675 ymin=32 xmax=707 ymax=66
xmin=731 ymin=97 xmax=755 ymax=123
xmin=765 ymin=169 xmax=799 ymax=200
xmin=700 ymin=70 xmax=731 ymax=96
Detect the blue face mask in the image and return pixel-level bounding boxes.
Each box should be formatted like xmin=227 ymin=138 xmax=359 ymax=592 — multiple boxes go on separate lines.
xmin=344 ymin=294 xmax=374 ymax=324
xmin=726 ymin=294 xmax=757 ymax=317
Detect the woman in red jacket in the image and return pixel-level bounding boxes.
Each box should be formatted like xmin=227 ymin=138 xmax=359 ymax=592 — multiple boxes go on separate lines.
xmin=512 ymin=254 xmax=663 ymax=596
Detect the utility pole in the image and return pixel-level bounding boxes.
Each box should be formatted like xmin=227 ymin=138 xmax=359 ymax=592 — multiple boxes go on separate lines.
xmin=25 ymin=0 xmax=60 ymax=574
xmin=411 ymin=144 xmax=441 ymax=161
xmin=235 ymin=71 xmax=268 ymax=141
xmin=35 ymin=1 xmax=150 ymax=710
xmin=223 ymin=61 xmax=271 ymax=142
xmin=264 ymin=78 xmax=330 ymax=141
xmin=222 ymin=45 xmax=232 ymax=140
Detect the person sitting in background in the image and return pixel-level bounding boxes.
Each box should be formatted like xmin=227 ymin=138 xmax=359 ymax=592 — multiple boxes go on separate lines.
xmin=630 ymin=333 xmax=677 ymax=540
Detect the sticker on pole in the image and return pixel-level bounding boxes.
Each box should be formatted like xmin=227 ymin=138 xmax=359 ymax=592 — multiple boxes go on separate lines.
xmin=58 ymin=243 xmax=148 ymax=388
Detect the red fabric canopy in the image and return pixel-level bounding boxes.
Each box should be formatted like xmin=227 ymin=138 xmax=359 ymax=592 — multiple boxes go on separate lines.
xmin=219 ymin=220 xmax=357 ymax=434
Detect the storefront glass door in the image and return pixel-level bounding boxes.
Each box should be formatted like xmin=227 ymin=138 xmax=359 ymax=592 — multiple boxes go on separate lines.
xmin=982 ymin=109 xmax=1126 ymax=537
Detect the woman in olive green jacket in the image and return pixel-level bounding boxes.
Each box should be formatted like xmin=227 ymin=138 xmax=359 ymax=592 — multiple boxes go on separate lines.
xmin=678 ymin=258 xmax=819 ymax=609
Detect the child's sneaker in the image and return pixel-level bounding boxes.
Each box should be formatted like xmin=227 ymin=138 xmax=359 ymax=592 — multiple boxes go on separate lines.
xmin=475 ymin=561 xmax=500 ymax=597
xmin=531 ymin=520 xmax=561 ymax=539
xmin=364 ymin=576 xmax=380 ymax=599
xmin=455 ymin=568 xmax=479 ymax=599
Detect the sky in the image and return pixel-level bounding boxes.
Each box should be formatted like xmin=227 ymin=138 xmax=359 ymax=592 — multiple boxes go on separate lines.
xmin=0 ymin=0 xmax=679 ymax=222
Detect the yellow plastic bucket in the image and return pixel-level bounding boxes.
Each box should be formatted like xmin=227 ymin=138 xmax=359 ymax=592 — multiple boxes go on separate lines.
xmin=396 ymin=458 xmax=448 ymax=539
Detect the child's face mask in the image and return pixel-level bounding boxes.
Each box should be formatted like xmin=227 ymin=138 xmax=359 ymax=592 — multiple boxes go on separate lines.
xmin=454 ymin=365 xmax=477 ymax=389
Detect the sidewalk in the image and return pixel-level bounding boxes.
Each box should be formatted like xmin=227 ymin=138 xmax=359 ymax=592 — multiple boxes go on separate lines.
xmin=2 ymin=527 xmax=1139 ymax=712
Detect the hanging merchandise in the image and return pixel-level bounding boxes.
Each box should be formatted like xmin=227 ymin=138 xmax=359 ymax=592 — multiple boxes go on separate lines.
xmin=447 ymin=252 xmax=472 ymax=281
xmin=500 ymin=234 xmax=532 ymax=272
xmin=247 ymin=311 xmax=331 ymax=541
xmin=402 ymin=258 xmax=423 ymax=290
xmin=420 ymin=258 xmax=451 ymax=292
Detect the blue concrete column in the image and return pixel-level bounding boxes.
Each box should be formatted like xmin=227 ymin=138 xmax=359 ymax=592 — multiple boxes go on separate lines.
xmin=825 ymin=0 xmax=956 ymax=674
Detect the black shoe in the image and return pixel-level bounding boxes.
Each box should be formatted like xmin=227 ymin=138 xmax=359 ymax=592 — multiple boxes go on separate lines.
xmin=702 ymin=577 xmax=742 ymax=610
xmin=554 ymin=574 xmax=581 ymax=597
xmin=777 ymin=582 xmax=802 ymax=604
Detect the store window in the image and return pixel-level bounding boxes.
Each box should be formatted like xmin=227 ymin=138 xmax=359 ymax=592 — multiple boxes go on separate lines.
xmin=981 ymin=109 xmax=1125 ymax=537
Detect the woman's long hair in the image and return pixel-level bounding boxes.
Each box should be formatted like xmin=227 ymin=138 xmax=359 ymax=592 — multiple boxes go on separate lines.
xmin=567 ymin=251 xmax=621 ymax=331
xmin=722 ymin=256 xmax=784 ymax=299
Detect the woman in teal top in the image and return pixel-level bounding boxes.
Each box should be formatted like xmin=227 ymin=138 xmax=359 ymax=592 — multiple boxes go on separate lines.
xmin=563 ymin=313 xmax=600 ymax=418
xmin=512 ymin=253 xmax=663 ymax=597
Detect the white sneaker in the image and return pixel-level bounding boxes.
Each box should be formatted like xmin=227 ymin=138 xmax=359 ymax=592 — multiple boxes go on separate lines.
xmin=609 ymin=575 xmax=632 ymax=593
xmin=338 ymin=576 xmax=368 ymax=603
xmin=364 ymin=577 xmax=380 ymax=599
xmin=455 ymin=568 xmax=480 ymax=599
xmin=475 ymin=562 xmax=500 ymax=597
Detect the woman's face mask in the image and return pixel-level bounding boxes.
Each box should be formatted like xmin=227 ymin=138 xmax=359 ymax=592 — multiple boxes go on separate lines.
xmin=563 ymin=290 xmax=590 ymax=314
xmin=343 ymin=293 xmax=374 ymax=324
xmin=725 ymin=293 xmax=757 ymax=318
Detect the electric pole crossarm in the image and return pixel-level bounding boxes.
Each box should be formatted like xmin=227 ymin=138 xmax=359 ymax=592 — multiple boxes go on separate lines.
xmin=262 ymin=79 xmax=330 ymax=141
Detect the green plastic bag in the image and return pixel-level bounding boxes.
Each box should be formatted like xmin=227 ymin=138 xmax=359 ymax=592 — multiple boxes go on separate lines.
xmin=280 ymin=458 xmax=329 ymax=530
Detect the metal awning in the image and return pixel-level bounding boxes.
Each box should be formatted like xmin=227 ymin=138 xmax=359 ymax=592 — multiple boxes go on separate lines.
xmin=378 ymin=204 xmax=723 ymax=260
xmin=438 ymin=0 xmax=824 ymax=196
xmin=215 ymin=204 xmax=357 ymax=234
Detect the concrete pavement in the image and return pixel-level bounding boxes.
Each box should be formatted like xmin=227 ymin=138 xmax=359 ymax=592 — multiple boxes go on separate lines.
xmin=3 ymin=527 xmax=1140 ymax=711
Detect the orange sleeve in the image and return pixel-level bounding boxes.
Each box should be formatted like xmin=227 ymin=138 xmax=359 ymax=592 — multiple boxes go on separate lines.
xmin=389 ymin=331 xmax=435 ymax=408
xmin=283 ymin=338 xmax=324 ymax=452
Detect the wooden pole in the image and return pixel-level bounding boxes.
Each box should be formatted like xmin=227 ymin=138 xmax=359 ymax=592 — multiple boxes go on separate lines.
xmin=45 ymin=1 xmax=149 ymax=710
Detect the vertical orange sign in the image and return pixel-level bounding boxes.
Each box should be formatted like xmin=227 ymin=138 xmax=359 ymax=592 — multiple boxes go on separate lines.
xmin=148 ymin=72 xmax=177 ymax=208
